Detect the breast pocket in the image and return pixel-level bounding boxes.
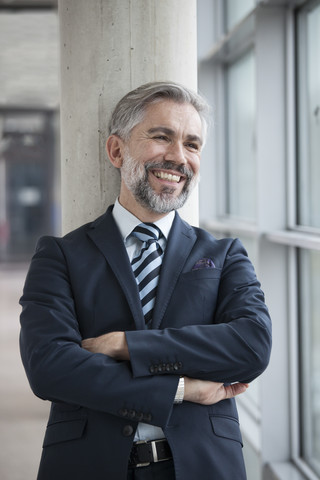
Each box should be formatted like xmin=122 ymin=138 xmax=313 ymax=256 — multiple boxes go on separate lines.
xmin=163 ymin=268 xmax=222 ymax=327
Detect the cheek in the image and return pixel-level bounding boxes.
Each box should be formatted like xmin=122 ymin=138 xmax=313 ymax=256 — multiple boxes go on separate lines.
xmin=134 ymin=146 xmax=165 ymax=165
xmin=147 ymin=145 xmax=168 ymax=159
xmin=188 ymin=156 xmax=201 ymax=175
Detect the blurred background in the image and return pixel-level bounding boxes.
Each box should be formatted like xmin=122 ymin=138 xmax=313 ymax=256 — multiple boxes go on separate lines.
xmin=0 ymin=0 xmax=319 ymax=479
xmin=0 ymin=1 xmax=59 ymax=478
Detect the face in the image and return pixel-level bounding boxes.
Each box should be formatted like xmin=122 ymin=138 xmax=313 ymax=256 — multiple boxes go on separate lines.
xmin=111 ymin=100 xmax=203 ymax=221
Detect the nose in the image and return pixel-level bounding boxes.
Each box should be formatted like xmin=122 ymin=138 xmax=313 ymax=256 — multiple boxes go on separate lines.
xmin=163 ymin=141 xmax=186 ymax=164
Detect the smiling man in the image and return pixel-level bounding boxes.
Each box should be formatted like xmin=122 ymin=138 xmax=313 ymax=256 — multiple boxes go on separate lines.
xmin=108 ymin=99 xmax=202 ymax=219
xmin=19 ymin=82 xmax=272 ymax=480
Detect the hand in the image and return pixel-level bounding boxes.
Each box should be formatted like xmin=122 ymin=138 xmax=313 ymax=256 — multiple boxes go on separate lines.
xmin=183 ymin=377 xmax=249 ymax=405
xmin=82 ymin=331 xmax=129 ymax=361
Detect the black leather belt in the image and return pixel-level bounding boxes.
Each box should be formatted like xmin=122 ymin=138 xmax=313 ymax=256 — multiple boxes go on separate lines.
xmin=129 ymin=439 xmax=172 ymax=468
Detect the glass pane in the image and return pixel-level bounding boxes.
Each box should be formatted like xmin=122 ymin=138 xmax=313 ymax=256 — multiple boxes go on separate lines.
xmin=299 ymin=249 xmax=320 ymax=476
xmin=297 ymin=2 xmax=320 ymax=228
xmin=226 ymin=49 xmax=256 ymax=221
xmin=243 ymin=437 xmax=262 ymax=480
xmin=0 ymin=10 xmax=60 ymax=261
xmin=225 ymin=0 xmax=255 ymax=31
xmin=0 ymin=111 xmax=57 ymax=261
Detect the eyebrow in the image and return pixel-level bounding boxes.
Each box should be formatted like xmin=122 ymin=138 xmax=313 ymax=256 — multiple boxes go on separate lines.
xmin=147 ymin=127 xmax=203 ymax=146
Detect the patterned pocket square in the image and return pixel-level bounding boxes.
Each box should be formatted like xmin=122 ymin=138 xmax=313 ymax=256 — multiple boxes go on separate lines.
xmin=192 ymin=258 xmax=216 ymax=270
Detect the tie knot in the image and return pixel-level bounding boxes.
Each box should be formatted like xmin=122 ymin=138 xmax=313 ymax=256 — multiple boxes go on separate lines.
xmin=131 ymin=223 xmax=162 ymax=243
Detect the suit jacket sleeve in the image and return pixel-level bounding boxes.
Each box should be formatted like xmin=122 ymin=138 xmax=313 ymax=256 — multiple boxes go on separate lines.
xmin=126 ymin=237 xmax=272 ymax=384
xmin=19 ymin=235 xmax=178 ymax=428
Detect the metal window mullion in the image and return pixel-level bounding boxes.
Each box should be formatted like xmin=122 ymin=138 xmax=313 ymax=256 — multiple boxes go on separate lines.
xmin=288 ymin=246 xmax=301 ymax=462
xmin=286 ymin=6 xmax=297 ymax=230
xmin=296 ymin=5 xmax=311 ymax=227
xmin=299 ymin=250 xmax=313 ymax=463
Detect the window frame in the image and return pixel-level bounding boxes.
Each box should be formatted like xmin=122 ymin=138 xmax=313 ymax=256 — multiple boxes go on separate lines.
xmin=197 ymin=1 xmax=320 ymax=480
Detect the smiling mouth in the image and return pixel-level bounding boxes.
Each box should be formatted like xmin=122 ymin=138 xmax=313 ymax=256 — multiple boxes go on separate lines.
xmin=153 ymin=171 xmax=182 ymax=183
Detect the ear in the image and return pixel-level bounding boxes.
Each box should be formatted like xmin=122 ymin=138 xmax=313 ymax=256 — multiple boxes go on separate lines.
xmin=106 ymin=135 xmax=125 ymax=168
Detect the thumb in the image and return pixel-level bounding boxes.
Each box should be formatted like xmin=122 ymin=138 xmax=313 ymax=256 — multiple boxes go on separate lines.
xmin=224 ymin=382 xmax=249 ymax=399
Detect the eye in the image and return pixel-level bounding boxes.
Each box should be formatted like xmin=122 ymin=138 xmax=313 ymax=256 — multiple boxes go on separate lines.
xmin=153 ymin=135 xmax=169 ymax=141
xmin=186 ymin=142 xmax=200 ymax=151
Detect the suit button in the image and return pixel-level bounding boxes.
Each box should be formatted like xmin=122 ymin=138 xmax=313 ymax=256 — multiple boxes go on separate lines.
xmin=136 ymin=412 xmax=144 ymax=421
xmin=128 ymin=410 xmax=136 ymax=419
xmin=158 ymin=365 xmax=163 ymax=373
xmin=119 ymin=408 xmax=128 ymax=417
xmin=149 ymin=366 xmax=155 ymax=374
xmin=143 ymin=413 xmax=152 ymax=422
xmin=122 ymin=425 xmax=134 ymax=437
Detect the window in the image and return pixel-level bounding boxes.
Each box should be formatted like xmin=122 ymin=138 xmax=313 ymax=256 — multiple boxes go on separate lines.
xmin=0 ymin=8 xmax=60 ymax=261
xmin=225 ymin=0 xmax=255 ymax=31
xmin=296 ymin=1 xmax=320 ymax=229
xmin=296 ymin=3 xmax=320 ymax=475
xmin=299 ymin=249 xmax=320 ymax=476
xmin=226 ymin=49 xmax=256 ymax=221
xmin=197 ymin=1 xmax=320 ymax=479
xmin=0 ymin=110 xmax=57 ymax=261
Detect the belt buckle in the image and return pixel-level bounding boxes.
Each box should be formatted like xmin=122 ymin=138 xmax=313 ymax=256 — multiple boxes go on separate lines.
xmin=151 ymin=440 xmax=159 ymax=463
xmin=135 ymin=441 xmax=151 ymax=468
xmin=152 ymin=439 xmax=171 ymax=463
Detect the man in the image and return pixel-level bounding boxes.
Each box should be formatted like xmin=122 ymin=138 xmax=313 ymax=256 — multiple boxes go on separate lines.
xmin=20 ymin=82 xmax=272 ymax=480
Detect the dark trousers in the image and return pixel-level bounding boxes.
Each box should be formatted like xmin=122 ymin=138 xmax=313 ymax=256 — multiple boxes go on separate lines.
xmin=127 ymin=459 xmax=175 ymax=480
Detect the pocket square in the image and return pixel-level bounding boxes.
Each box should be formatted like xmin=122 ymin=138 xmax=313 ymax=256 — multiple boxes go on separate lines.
xmin=192 ymin=258 xmax=216 ymax=270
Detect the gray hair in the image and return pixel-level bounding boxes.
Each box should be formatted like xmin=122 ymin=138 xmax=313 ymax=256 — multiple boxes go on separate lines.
xmin=108 ymin=81 xmax=211 ymax=142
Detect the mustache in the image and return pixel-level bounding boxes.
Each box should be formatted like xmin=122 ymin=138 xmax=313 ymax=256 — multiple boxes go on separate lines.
xmin=145 ymin=161 xmax=194 ymax=181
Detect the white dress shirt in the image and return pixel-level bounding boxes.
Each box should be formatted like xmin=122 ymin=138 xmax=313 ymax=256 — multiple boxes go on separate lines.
xmin=112 ymin=199 xmax=175 ymax=441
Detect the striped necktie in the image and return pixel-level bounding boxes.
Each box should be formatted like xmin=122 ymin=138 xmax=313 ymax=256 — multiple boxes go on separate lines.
xmin=131 ymin=223 xmax=164 ymax=324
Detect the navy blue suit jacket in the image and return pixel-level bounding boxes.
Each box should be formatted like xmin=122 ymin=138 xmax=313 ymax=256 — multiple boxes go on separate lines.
xmin=20 ymin=206 xmax=272 ymax=480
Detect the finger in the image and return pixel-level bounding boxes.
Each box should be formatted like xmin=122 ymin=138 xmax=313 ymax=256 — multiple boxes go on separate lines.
xmin=224 ymin=382 xmax=249 ymax=399
xmin=81 ymin=339 xmax=95 ymax=350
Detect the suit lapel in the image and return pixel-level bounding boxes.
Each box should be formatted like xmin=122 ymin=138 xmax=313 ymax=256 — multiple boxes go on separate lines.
xmin=86 ymin=207 xmax=197 ymax=332
xmin=151 ymin=213 xmax=196 ymax=329
xmin=86 ymin=206 xmax=146 ymax=330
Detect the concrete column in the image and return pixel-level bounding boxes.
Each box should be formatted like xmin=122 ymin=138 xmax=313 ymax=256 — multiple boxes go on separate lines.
xmin=58 ymin=0 xmax=198 ymax=234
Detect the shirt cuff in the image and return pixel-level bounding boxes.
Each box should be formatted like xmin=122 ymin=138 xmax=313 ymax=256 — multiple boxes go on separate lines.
xmin=174 ymin=376 xmax=184 ymax=404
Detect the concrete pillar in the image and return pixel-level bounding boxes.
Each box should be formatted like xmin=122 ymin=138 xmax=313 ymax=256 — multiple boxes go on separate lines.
xmin=58 ymin=0 xmax=199 ymax=234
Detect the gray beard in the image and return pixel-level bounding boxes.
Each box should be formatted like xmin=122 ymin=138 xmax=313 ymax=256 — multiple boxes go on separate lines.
xmin=121 ymin=153 xmax=199 ymax=214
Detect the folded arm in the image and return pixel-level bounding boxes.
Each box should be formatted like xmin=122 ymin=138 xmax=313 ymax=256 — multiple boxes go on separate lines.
xmin=20 ymin=236 xmax=178 ymax=428
xmin=82 ymin=238 xmax=272 ymax=389
xmin=82 ymin=331 xmax=249 ymax=404
xmin=125 ymin=239 xmax=272 ymax=385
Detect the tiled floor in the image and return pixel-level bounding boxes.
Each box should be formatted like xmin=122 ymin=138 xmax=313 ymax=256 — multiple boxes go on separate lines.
xmin=0 ymin=264 xmax=49 ymax=480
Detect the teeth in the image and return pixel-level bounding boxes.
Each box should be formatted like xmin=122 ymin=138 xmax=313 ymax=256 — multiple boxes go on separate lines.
xmin=154 ymin=171 xmax=181 ymax=182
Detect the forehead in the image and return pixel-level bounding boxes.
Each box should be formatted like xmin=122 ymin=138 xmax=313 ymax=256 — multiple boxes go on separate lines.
xmin=137 ymin=100 xmax=203 ymax=137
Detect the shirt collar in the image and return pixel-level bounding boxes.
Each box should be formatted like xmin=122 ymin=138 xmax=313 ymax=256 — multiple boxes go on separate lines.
xmin=112 ymin=198 xmax=175 ymax=241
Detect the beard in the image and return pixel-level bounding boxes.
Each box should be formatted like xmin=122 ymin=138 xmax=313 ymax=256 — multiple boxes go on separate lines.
xmin=120 ymin=150 xmax=199 ymax=214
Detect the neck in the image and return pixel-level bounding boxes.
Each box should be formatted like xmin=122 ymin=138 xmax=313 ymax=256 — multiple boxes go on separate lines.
xmin=118 ymin=196 xmax=171 ymax=223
